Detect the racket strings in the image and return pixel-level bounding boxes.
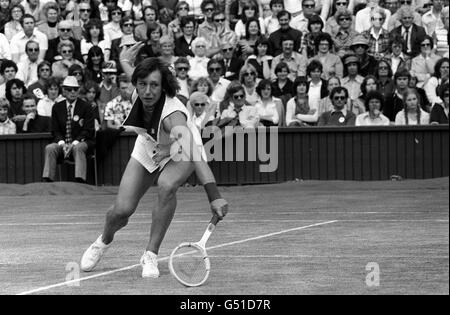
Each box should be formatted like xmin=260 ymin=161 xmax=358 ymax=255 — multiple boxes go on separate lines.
xmin=171 ymin=247 xmax=208 ymax=285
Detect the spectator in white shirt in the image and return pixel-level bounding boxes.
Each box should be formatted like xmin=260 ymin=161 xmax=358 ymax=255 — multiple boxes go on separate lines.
xmin=15 ymin=40 xmax=42 ymax=87
xmin=103 ymin=6 xmax=124 ymax=42
xmin=395 ymin=88 xmax=430 ymax=125
xmin=355 ymin=0 xmax=391 ymax=33
xmin=188 ymin=37 xmax=210 ymax=81
xmin=254 ymin=79 xmax=283 ymax=126
xmin=263 ymin=0 xmax=283 ymax=35
xmin=0 ymin=60 xmax=18 ymax=98
xmin=208 ymin=59 xmax=230 ymax=112
xmin=174 ymin=57 xmax=191 ymax=100
xmin=10 ymin=14 xmax=48 ymax=63
xmin=0 ymin=32 xmax=12 ymax=60
xmin=187 ymin=91 xmax=216 ymax=131
xmin=422 ymin=0 xmax=444 ymax=35
xmin=81 ymin=18 xmax=112 ymax=62
xmin=355 ymin=90 xmax=390 ymax=126
xmin=4 ymin=4 xmax=24 ymax=42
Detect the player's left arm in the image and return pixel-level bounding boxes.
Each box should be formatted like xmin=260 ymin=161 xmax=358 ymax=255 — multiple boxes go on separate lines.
xmin=163 ymin=111 xmax=229 ymax=220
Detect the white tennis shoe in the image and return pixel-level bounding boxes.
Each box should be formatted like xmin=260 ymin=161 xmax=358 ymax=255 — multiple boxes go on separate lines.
xmin=80 ymin=235 xmax=110 ymax=272
xmin=140 ymin=251 xmax=160 ymax=278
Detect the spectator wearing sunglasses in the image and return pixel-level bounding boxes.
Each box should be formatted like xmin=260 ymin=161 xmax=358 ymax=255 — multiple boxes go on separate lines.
xmin=290 ymin=1 xmax=325 ymax=35
xmin=28 ymin=60 xmax=53 ymax=102
xmin=110 ymin=16 xmax=136 ymax=71
xmin=15 ymin=40 xmax=42 ymax=88
xmin=350 ymin=34 xmax=378 ymax=77
xmin=208 ymin=59 xmax=230 ymax=109
xmin=222 ymin=42 xmax=244 ymax=81
xmin=188 ymin=37 xmax=210 ymax=81
xmin=187 ymin=91 xmax=216 ymax=131
xmin=69 ymin=2 xmax=95 ymax=41
xmin=174 ymin=57 xmax=191 ymax=99
xmin=318 ymin=86 xmax=356 ymax=126
xmin=410 ymin=35 xmax=441 ymax=87
xmin=168 ymin=1 xmax=190 ymax=39
xmin=45 ymin=20 xmax=83 ymax=64
xmin=387 ymin=0 xmax=423 ymax=31
xmin=52 ymin=40 xmax=84 ymax=80
xmin=333 ymin=9 xmax=358 ymax=59
xmin=4 ymin=4 xmax=24 ymax=42
xmin=324 ymin=0 xmax=353 ymax=38
xmin=355 ymin=0 xmax=391 ymax=33
xmin=197 ymin=0 xmax=215 ymax=42
xmin=361 ymin=9 xmax=391 ymax=60
xmin=104 ymin=6 xmax=124 ymax=42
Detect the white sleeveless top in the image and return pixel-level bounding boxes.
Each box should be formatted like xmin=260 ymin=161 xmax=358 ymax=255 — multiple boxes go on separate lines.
xmin=124 ymin=90 xmax=206 ymax=174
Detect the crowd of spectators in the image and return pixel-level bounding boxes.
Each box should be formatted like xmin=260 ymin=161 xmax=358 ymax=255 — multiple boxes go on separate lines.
xmin=0 ymin=0 xmax=448 ymax=181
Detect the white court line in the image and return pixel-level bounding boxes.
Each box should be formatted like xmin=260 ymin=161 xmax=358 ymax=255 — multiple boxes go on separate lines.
xmin=16 ymin=220 xmax=337 ymax=295
xmin=1 ymin=219 xmax=448 ymax=227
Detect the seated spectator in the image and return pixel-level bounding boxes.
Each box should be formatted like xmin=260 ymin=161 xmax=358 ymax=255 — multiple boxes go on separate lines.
xmin=355 ymin=90 xmax=390 ymax=126
xmin=351 ymin=34 xmax=378 ymax=77
xmin=289 ymin=1 xmax=323 ymax=34
xmin=174 ymin=16 xmax=196 ymax=57
xmin=271 ymin=61 xmax=293 ymax=105
xmin=424 ymin=57 xmax=449 ymax=107
xmin=286 ymin=76 xmax=316 ymax=126
xmin=387 ymin=1 xmax=422 ymax=31
xmin=234 ymin=2 xmax=265 ymax=38
xmin=15 ymin=95 xmax=50 ymax=133
xmin=409 ymin=75 xmax=431 ymax=112
xmin=28 ymin=61 xmax=52 ymax=101
xmin=0 ymin=0 xmax=10 ymax=33
xmin=0 ymin=97 xmax=16 ymax=135
xmin=384 ymin=35 xmax=412 ymax=76
xmin=333 ymin=8 xmax=358 ymax=58
xmin=134 ymin=5 xmax=168 ymax=42
xmin=16 ymin=40 xmax=42 ymax=88
xmin=103 ymin=74 xmax=133 ymax=130
xmin=324 ymin=0 xmax=354 ymax=38
xmin=355 ymin=0 xmax=391 ymax=33
xmin=384 ymin=68 xmax=411 ymax=121
xmin=168 ymin=1 xmax=190 ymax=39
xmin=341 ymin=54 xmax=365 ymax=102
xmin=318 ymin=86 xmax=356 ymax=126
xmin=318 ymin=75 xmax=341 ymax=117
xmin=310 ymin=33 xmax=343 ymax=79
xmin=110 ymin=16 xmax=136 ymax=70
xmin=209 ymin=11 xmax=238 ymax=58
xmin=187 ymin=91 xmax=216 ymax=132
xmin=306 ymin=60 xmax=329 ymax=111
xmin=351 ymin=75 xmax=379 ymax=116
xmin=395 ymin=88 xmax=430 ymax=125
xmin=421 ymin=0 xmax=444 ymax=36
xmin=69 ymin=65 xmax=86 ymax=91
xmin=375 ymin=59 xmax=395 ymax=99
xmin=84 ymin=46 xmax=105 ymax=84
xmin=81 ymin=18 xmax=112 ymax=62
xmin=240 ymin=63 xmax=260 ymax=106
xmin=430 ymin=82 xmax=449 ymax=124
xmin=238 ymin=18 xmax=262 ymax=62
xmin=197 ymin=1 xmax=215 ymax=42
xmin=208 ymin=59 xmax=230 ymax=112
xmin=254 ymin=79 xmax=283 ymax=126
xmin=301 ymin=13 xmax=325 ymax=59
xmin=271 ymin=35 xmax=307 ymax=82
xmin=174 ymin=57 xmax=191 ymax=100
xmin=42 ymin=76 xmax=96 ymax=183
xmin=98 ymin=61 xmax=120 ymax=110
xmin=268 ymin=10 xmax=302 ymax=56
xmin=37 ymin=3 xmax=59 ymax=41
xmin=45 ymin=20 xmax=83 ymax=64
xmin=0 ymin=60 xmax=18 ymax=98
xmin=159 ymin=35 xmax=178 ymax=67
xmin=263 ymin=0 xmax=283 ymax=36
xmin=246 ymin=36 xmax=273 ymax=80
xmin=361 ymin=8 xmax=390 ymax=60
xmin=0 ymin=32 xmax=11 ymax=61
xmin=52 ymin=40 xmax=85 ymax=80
xmin=218 ymin=82 xmax=259 ymax=129
xmin=188 ymin=37 xmax=210 ymax=81
xmin=190 ymin=77 xmax=214 ymax=100
xmin=103 ymin=6 xmax=123 ymax=42
xmin=4 ymin=4 xmax=24 ymax=42
xmin=37 ymin=77 xmax=64 ymax=118
xmin=221 ymin=42 xmax=245 ymax=82
xmin=5 ymin=78 xmax=27 ymax=123
xmin=410 ymin=35 xmax=442 ymax=88
xmin=433 ymin=6 xmax=449 ymax=57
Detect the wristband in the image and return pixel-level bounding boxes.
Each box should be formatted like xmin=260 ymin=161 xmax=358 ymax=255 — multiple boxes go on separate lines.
xmin=204 ymin=182 xmax=221 ymax=203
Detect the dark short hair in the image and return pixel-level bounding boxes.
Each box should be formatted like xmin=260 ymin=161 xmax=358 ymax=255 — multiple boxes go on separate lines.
xmin=389 ymin=34 xmax=406 ymax=50
xmin=108 ymin=6 xmax=123 ymax=21
xmin=360 ymin=75 xmax=379 ymax=96
xmin=307 ymin=60 xmax=323 ymax=76
xmin=201 ymin=0 xmax=215 ymax=11
xmin=274 ymin=61 xmax=289 ymax=74
xmin=315 ymin=32 xmax=333 ymax=51
xmin=308 ymin=14 xmax=324 ymax=33
xmin=394 ymin=68 xmax=411 ymax=81
xmin=207 ymin=59 xmax=224 ymax=73
xmin=0 ymin=59 xmax=18 ymax=75
xmin=277 ymin=10 xmax=291 ymax=20
xmin=292 ymin=76 xmax=309 ymax=94
xmin=270 ymin=0 xmax=284 ymax=8
xmin=120 ymin=16 xmax=134 ymax=28
xmin=364 ymin=90 xmax=384 ymax=111
xmin=9 ymin=4 xmax=25 ymax=18
xmin=20 ymin=13 xmax=35 ymax=27
xmin=421 ymin=35 xmax=434 ymax=50
xmin=5 ymin=78 xmax=26 ymax=103
xmin=255 ymin=36 xmax=270 ymax=49
xmin=131 ymin=57 xmax=179 ymax=98
xmin=256 ymin=79 xmax=272 ymax=96
xmin=146 ymin=21 xmax=162 ymax=39
xmin=44 ymin=77 xmax=62 ymax=95
xmin=330 ymin=86 xmax=349 ymax=99
xmin=143 ymin=5 xmax=158 ymax=20
xmin=174 ymin=56 xmax=190 ymax=66
xmin=37 ymin=60 xmax=52 ymax=78
xmin=180 ymin=15 xmax=195 ymax=28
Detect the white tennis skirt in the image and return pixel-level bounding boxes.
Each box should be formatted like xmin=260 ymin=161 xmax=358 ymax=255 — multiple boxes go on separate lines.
xmin=131 ymin=135 xmax=172 ymax=174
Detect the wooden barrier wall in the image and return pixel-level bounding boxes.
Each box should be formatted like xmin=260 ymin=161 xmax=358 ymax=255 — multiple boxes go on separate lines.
xmin=0 ymin=126 xmax=448 ymax=185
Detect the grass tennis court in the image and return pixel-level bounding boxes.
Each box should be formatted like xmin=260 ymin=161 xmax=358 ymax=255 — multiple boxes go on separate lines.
xmin=1 ymin=178 xmax=448 ymax=295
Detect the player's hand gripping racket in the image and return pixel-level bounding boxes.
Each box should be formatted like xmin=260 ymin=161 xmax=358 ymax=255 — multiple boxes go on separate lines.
xmin=169 ymin=214 xmax=220 ymax=287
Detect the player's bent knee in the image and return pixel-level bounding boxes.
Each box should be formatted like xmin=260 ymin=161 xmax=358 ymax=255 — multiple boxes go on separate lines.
xmin=109 ymin=201 xmax=136 ymax=220
xmin=157 ymin=179 xmax=179 ymax=199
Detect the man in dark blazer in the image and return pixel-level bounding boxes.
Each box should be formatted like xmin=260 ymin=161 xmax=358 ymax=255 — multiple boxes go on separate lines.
xmin=44 ymin=20 xmax=83 ymax=63
xmin=42 ymin=76 xmax=95 ymax=183
xmin=389 ymin=6 xmax=426 ymax=58
xmin=221 ymin=42 xmax=244 ymax=81
xmin=15 ymin=95 xmax=50 ymax=133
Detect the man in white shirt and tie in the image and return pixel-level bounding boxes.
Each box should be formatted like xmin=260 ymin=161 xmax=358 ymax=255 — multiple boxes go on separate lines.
xmin=15 ymin=40 xmax=42 ymax=88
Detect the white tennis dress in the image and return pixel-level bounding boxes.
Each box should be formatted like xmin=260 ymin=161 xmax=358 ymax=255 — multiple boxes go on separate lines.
xmin=123 ymin=90 xmax=206 ymax=174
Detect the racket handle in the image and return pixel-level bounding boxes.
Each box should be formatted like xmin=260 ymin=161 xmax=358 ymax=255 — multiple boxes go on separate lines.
xmin=210 ymin=214 xmax=220 ymax=226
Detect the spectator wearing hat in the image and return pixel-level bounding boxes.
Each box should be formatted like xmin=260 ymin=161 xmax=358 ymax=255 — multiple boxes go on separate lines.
xmin=355 ymin=0 xmax=391 ymax=33
xmin=15 ymin=94 xmax=51 ymax=133
xmin=42 ymin=75 xmax=95 ymax=183
xmin=0 ymin=97 xmax=16 ymax=135
xmin=290 ymin=1 xmax=325 ymax=34
xmin=318 ymin=86 xmax=356 ymax=126
xmin=333 ymin=8 xmax=358 ymax=58
xmin=355 ymin=90 xmax=390 ymax=126
xmin=103 ymin=74 xmax=132 ymax=130
xmin=98 ymin=61 xmax=120 ymax=110
xmin=15 ymin=40 xmax=42 ymax=88
xmin=52 ymin=40 xmax=85 ymax=80
xmin=271 ymin=35 xmax=307 ymax=82
xmin=45 ymin=20 xmax=83 ymax=64
xmin=351 ymin=34 xmax=378 ymax=77
xmin=10 ymin=14 xmax=48 ymax=64
xmin=361 ymin=8 xmax=391 ymax=60
xmin=389 ymin=5 xmax=427 ymax=58
xmin=187 ymin=91 xmax=216 ymax=132
xmin=341 ymin=54 xmax=364 ymax=102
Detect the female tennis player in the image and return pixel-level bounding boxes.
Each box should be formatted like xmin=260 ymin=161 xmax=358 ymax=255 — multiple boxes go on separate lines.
xmin=80 ymin=44 xmax=228 ymax=278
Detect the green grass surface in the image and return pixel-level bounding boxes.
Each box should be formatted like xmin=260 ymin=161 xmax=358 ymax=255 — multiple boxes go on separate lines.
xmin=0 ymin=178 xmax=448 ymax=295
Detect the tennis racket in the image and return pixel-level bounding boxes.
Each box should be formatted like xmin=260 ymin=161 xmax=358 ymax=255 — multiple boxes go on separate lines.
xmin=169 ymin=214 xmax=220 ymax=287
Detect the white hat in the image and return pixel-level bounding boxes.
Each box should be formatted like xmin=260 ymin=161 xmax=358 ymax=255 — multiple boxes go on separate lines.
xmin=62 ymin=76 xmax=80 ymax=88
